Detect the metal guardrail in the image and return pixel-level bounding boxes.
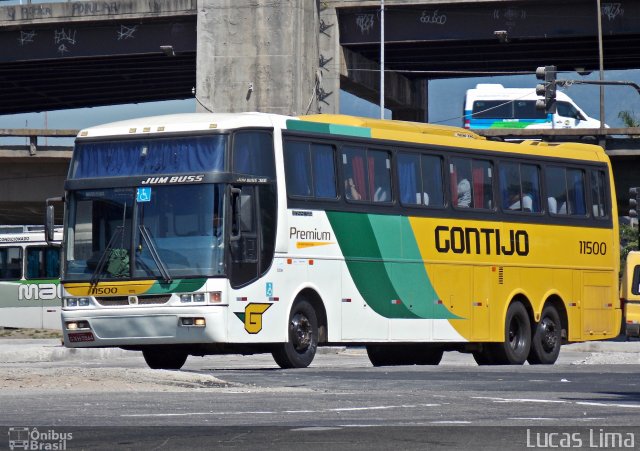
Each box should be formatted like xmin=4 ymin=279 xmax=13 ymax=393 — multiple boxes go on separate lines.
xmin=0 ymin=128 xmax=79 ymax=155
xmin=0 ymin=128 xmax=79 ymax=137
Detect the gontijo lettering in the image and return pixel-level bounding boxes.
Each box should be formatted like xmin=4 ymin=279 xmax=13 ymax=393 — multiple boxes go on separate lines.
xmin=435 ymin=225 xmax=529 ymax=256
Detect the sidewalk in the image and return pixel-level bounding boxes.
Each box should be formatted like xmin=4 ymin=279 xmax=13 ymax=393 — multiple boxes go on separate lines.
xmin=1 ymin=339 xmax=640 ymax=364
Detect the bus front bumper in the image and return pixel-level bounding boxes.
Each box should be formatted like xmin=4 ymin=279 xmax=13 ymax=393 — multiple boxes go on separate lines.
xmin=61 ymin=306 xmax=228 ymax=348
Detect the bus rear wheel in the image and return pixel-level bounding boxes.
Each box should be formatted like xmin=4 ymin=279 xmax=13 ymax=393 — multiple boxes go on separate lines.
xmin=142 ymin=346 xmax=188 ymax=370
xmin=527 ymin=305 xmax=562 ymax=365
xmin=272 ymin=298 xmax=318 ymax=369
xmin=485 ymin=301 xmax=531 ymax=365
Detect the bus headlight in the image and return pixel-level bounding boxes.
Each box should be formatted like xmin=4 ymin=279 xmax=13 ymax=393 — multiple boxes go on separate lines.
xmin=193 ymin=293 xmax=205 ymax=303
xmin=64 ymin=297 xmax=90 ymax=308
xmin=180 ymin=294 xmax=192 ymax=303
xmin=65 ymin=320 xmax=90 ymax=330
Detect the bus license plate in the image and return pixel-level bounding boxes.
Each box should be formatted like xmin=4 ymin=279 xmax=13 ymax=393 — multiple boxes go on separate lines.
xmin=68 ymin=332 xmax=95 ymax=342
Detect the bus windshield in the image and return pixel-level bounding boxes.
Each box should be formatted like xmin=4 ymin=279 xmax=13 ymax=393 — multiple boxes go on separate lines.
xmin=65 ymin=184 xmax=225 ymax=282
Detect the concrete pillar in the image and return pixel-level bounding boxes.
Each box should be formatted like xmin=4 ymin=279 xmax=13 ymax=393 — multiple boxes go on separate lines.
xmin=196 ymin=0 xmax=319 ymax=116
xmin=317 ymin=3 xmax=340 ymax=114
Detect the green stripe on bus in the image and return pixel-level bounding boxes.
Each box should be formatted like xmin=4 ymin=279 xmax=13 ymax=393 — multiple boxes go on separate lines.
xmin=286 ymin=119 xmax=371 ymax=138
xmin=326 ymin=211 xmax=458 ymax=320
xmin=147 ymin=278 xmax=208 ymax=294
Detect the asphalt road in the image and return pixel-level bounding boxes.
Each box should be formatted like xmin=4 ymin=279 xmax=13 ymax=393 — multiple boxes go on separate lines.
xmin=2 ymin=342 xmax=640 ymax=450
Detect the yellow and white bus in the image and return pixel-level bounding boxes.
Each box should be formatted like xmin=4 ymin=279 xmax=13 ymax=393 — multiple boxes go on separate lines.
xmin=0 ymin=225 xmax=62 ymax=330
xmin=47 ymin=112 xmax=620 ymax=369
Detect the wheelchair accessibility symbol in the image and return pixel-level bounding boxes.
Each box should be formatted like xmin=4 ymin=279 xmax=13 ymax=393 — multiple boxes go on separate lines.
xmin=136 ymin=187 xmax=151 ymax=203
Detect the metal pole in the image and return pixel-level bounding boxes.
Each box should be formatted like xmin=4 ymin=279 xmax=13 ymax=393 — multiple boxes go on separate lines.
xmin=380 ymin=0 xmax=385 ymax=119
xmin=596 ymin=0 xmax=605 ymax=133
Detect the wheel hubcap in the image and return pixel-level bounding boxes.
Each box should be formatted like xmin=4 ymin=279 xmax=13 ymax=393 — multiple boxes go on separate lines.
xmin=540 ymin=317 xmax=558 ymax=352
xmin=290 ymin=313 xmax=311 ymax=352
xmin=508 ymin=317 xmax=525 ymax=351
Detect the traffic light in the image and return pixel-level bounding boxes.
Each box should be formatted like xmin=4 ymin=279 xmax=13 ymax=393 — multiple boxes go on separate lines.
xmin=630 ymin=187 xmax=639 ymax=218
xmin=535 ymin=65 xmax=557 ymax=113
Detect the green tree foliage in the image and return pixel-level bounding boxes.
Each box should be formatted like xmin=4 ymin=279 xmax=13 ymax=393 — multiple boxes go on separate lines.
xmin=618 ymin=110 xmax=640 ymax=129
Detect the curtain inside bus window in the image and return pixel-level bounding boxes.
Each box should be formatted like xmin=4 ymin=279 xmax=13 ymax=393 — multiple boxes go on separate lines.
xmin=46 ymin=248 xmax=60 ymax=278
xmin=312 ymin=144 xmax=336 ymax=198
xmin=344 ymin=147 xmax=367 ymax=201
xmin=26 ymin=249 xmax=40 ymax=279
xmin=71 ymin=136 xmax=226 ymax=179
xmin=521 ymin=164 xmax=541 ymax=212
xmin=352 ymin=157 xmax=366 ymax=200
xmin=367 ymin=156 xmax=376 ymax=200
xmin=233 ymin=132 xmax=275 ymax=177
xmin=569 ymin=169 xmax=586 ymax=215
xmin=450 ymin=169 xmax=458 ymax=206
xmin=369 ymin=150 xmax=391 ymax=202
xmin=591 ymin=170 xmax=607 ymax=217
xmin=422 ymin=155 xmax=443 ymax=207
xmin=472 ymin=167 xmax=484 ymax=208
xmin=284 ymin=141 xmax=311 ymax=197
xmin=397 ymin=154 xmax=418 ymax=205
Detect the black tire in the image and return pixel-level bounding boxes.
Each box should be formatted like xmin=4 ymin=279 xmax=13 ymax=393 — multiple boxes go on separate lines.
xmin=527 ymin=304 xmax=562 ymax=365
xmin=488 ymin=301 xmax=532 ymax=365
xmin=142 ymin=346 xmax=188 ymax=370
xmin=272 ymin=299 xmax=318 ymax=369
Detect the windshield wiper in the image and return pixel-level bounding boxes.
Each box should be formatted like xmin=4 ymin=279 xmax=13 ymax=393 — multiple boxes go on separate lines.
xmin=90 ymin=226 xmax=124 ymax=286
xmin=138 ymin=225 xmax=172 ymax=283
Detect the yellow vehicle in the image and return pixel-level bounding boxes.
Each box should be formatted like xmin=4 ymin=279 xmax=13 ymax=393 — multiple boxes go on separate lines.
xmin=47 ymin=113 xmax=621 ymax=369
xmin=621 ymin=250 xmax=640 ymax=337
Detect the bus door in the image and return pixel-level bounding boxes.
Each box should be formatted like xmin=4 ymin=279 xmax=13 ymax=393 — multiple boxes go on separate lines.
xmin=228 ymin=184 xmax=277 ymax=289
xmin=25 ymin=245 xmax=62 ymax=329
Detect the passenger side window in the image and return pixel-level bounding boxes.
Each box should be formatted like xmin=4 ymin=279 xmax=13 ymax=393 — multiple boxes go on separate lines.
xmin=450 ymin=157 xmax=493 ymax=209
xmin=556 ymin=102 xmax=584 ymax=120
xmin=590 ymin=170 xmax=608 ymax=218
xmin=233 ymin=131 xmax=275 ymax=178
xmin=284 ymin=140 xmax=337 ymax=199
xmin=499 ymin=162 xmax=541 ymax=213
xmin=396 ymin=153 xmax=444 ymax=207
xmin=26 ymin=246 xmax=60 ymax=279
xmin=0 ymin=247 xmax=22 ymax=281
xmin=546 ymin=166 xmax=587 ymax=216
xmin=342 ymin=147 xmax=391 ymax=203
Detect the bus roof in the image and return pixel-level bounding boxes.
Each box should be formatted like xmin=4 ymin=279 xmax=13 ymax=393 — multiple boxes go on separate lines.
xmin=296 ymin=114 xmax=608 ymax=163
xmin=77 ymin=112 xmax=608 ymax=163
xmin=77 ymin=112 xmax=293 ymax=139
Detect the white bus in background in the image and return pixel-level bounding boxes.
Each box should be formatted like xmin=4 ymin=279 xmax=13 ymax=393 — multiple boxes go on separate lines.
xmin=0 ymin=225 xmax=62 ymax=330
xmin=463 ymin=84 xmax=604 ymax=130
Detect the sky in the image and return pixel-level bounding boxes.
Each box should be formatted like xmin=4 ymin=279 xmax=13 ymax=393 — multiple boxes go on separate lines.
xmin=1 ymin=69 xmax=640 ymax=144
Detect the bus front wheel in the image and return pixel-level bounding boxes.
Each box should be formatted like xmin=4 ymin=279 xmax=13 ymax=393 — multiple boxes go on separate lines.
xmin=272 ymin=298 xmax=318 ymax=369
xmin=142 ymin=346 xmax=188 ymax=370
xmin=527 ymin=305 xmax=562 ymax=365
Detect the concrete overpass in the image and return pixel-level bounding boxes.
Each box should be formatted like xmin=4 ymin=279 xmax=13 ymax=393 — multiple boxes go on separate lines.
xmin=2 ymin=0 xmax=640 ymax=224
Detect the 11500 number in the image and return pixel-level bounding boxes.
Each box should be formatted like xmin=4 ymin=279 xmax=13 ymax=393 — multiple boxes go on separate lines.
xmin=579 ymin=240 xmax=607 ymax=255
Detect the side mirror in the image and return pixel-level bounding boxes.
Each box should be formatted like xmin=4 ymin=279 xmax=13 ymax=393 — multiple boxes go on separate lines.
xmin=45 ymin=196 xmax=63 ymax=247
